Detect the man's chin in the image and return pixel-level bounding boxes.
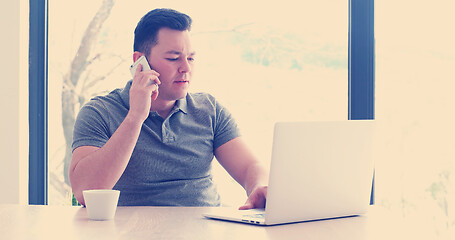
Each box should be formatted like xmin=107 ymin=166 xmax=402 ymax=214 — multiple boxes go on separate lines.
xmin=176 ymin=90 xmax=189 ymax=99
xmin=166 ymin=92 xmax=188 ymax=101
xmin=177 ymin=93 xmax=188 ymax=100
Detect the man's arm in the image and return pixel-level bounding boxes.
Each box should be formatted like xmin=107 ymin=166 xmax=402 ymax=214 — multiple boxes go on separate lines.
xmin=214 ymin=137 xmax=268 ymax=209
xmin=70 ymin=115 xmax=144 ymax=205
xmin=70 ymin=64 xmax=159 ymax=205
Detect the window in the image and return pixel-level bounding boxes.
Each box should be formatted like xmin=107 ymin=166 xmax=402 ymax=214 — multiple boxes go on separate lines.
xmin=45 ymin=0 xmax=349 ymax=206
xmin=375 ymin=0 xmax=455 ymax=238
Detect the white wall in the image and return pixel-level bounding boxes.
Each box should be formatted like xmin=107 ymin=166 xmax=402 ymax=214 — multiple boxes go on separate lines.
xmin=0 ymin=0 xmax=28 ymax=204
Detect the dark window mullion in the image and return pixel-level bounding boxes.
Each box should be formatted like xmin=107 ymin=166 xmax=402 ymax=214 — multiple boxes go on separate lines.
xmin=29 ymin=0 xmax=48 ymax=205
xmin=349 ymin=0 xmax=375 ymax=204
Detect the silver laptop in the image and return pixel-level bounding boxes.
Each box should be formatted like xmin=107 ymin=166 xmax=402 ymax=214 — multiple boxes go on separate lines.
xmin=204 ymin=120 xmax=375 ymax=225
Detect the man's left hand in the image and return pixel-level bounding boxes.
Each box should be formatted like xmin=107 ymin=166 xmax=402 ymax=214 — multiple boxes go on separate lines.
xmin=238 ymin=186 xmax=267 ymax=210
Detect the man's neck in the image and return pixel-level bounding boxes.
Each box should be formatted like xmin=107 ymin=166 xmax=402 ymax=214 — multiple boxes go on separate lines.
xmin=150 ymin=99 xmax=176 ymax=119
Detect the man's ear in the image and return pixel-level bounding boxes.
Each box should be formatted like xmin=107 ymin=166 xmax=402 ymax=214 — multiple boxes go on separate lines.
xmin=133 ymin=51 xmax=144 ymax=62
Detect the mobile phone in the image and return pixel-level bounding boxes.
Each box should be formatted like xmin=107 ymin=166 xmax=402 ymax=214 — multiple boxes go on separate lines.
xmin=129 ymin=55 xmax=152 ymax=77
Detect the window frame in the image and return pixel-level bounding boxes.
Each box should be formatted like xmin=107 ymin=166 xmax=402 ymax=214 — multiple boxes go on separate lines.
xmin=349 ymin=0 xmax=375 ymax=204
xmin=29 ymin=0 xmax=48 ymax=205
xmin=28 ymin=0 xmax=375 ymax=205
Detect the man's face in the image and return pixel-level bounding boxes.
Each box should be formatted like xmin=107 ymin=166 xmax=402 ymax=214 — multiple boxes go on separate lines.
xmin=147 ymin=28 xmax=195 ymax=101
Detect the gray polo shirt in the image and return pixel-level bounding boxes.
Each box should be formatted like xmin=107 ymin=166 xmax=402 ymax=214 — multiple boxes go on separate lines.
xmin=72 ymin=80 xmax=240 ymax=206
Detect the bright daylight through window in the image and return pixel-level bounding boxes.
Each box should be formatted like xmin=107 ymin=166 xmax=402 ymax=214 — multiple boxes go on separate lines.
xmin=375 ymin=1 xmax=455 ymax=238
xmin=48 ymin=0 xmax=348 ymax=206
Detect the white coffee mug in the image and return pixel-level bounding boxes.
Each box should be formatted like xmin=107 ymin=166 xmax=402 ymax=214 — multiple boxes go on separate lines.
xmin=83 ymin=189 xmax=120 ymax=220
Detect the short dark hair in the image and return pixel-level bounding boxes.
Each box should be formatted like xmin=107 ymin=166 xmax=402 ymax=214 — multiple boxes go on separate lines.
xmin=133 ymin=8 xmax=192 ymax=56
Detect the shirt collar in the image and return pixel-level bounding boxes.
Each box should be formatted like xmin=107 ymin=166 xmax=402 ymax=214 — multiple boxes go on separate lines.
xmin=120 ymin=80 xmax=188 ymax=114
xmin=174 ymin=95 xmax=188 ymax=114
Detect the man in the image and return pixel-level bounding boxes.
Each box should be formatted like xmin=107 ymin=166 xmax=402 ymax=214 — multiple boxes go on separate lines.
xmin=69 ymin=8 xmax=267 ymax=209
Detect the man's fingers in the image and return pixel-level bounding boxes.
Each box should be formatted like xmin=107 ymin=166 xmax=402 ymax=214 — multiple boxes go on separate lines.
xmin=133 ymin=64 xmax=160 ymax=86
xmin=238 ymin=201 xmax=253 ymax=210
xmin=238 ymin=186 xmax=268 ymax=210
xmin=239 ymin=195 xmax=256 ymax=210
xmin=135 ymin=63 xmax=143 ymax=74
xmin=152 ymin=76 xmax=161 ymax=85
xmin=151 ymin=85 xmax=159 ymax=100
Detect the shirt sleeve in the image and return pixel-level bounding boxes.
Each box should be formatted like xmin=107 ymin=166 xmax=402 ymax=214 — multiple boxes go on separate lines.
xmin=212 ymin=97 xmax=241 ymax=150
xmin=72 ymin=100 xmax=111 ymax=151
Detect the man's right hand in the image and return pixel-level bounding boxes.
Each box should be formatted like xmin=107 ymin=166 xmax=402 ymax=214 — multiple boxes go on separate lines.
xmin=128 ymin=64 xmax=161 ymax=123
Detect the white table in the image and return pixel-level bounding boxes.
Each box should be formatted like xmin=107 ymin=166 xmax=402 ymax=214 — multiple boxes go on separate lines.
xmin=0 ymin=204 xmax=434 ymax=240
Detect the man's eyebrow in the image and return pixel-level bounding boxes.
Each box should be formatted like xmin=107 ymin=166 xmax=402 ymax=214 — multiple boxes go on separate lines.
xmin=165 ymin=50 xmax=196 ymax=56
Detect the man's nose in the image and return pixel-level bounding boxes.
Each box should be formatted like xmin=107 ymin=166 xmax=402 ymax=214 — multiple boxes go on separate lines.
xmin=179 ymin=59 xmax=192 ymax=73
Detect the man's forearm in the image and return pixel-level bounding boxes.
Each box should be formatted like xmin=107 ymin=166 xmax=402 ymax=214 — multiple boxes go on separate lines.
xmin=69 ymin=114 xmax=143 ymax=201
xmin=243 ymin=162 xmax=268 ymax=196
xmin=214 ymin=137 xmax=268 ymax=196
